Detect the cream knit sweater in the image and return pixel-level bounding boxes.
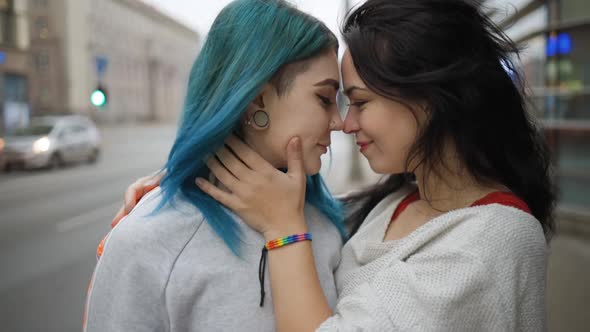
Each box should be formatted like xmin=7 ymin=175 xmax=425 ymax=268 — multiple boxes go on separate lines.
xmin=318 ymin=186 xmax=548 ymax=331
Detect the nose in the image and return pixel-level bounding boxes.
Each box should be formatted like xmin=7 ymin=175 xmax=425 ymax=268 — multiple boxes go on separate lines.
xmin=343 ymin=107 xmax=360 ymax=134
xmin=329 ymin=109 xmax=344 ymax=131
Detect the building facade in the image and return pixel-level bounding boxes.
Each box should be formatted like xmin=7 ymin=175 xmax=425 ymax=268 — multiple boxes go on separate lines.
xmin=500 ymin=0 xmax=590 ymax=215
xmin=73 ymin=0 xmax=200 ymax=123
xmin=0 ymin=0 xmax=31 ymax=136
xmin=27 ymin=0 xmax=200 ymax=124
xmin=28 ymin=0 xmax=66 ymax=117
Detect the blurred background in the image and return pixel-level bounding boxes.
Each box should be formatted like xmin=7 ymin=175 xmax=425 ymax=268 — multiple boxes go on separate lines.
xmin=0 ymin=0 xmax=588 ymax=331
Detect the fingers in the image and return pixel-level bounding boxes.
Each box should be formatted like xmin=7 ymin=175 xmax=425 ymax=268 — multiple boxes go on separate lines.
xmin=144 ymin=180 xmax=160 ymax=193
xmin=215 ymin=146 xmax=252 ymax=180
xmin=195 ymin=178 xmax=241 ymax=211
xmin=206 ymin=157 xmax=239 ymax=190
xmin=286 ymin=137 xmax=305 ymax=180
xmin=114 ymin=170 xmax=165 ymax=230
xmin=123 ymin=171 xmax=164 ymax=213
xmin=225 ymin=135 xmax=273 ymax=172
xmin=111 ymin=205 xmax=126 ymax=228
xmin=124 ymin=184 xmax=139 ymax=214
xmin=146 ymin=170 xmax=165 ymax=188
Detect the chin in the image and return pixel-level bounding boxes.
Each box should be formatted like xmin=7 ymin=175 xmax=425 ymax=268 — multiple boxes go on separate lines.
xmin=367 ymin=158 xmax=397 ymax=175
xmin=304 ymin=159 xmax=322 ymax=175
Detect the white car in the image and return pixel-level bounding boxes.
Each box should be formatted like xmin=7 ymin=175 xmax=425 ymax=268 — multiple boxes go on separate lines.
xmin=3 ymin=115 xmax=102 ymax=170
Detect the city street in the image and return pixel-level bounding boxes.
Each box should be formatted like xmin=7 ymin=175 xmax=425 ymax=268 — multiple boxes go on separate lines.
xmin=0 ymin=124 xmax=176 ymax=331
xmin=0 ymin=124 xmax=588 ymax=331
xmin=0 ymin=0 xmax=588 ymax=330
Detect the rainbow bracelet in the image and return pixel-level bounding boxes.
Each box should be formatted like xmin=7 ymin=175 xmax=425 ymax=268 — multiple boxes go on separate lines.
xmin=258 ymin=233 xmax=312 ymax=307
xmin=265 ymin=233 xmax=312 ymax=250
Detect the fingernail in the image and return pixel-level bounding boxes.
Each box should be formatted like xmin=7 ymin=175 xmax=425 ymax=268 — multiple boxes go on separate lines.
xmin=195 ymin=178 xmax=205 ymax=186
xmin=293 ymin=137 xmax=301 ymax=150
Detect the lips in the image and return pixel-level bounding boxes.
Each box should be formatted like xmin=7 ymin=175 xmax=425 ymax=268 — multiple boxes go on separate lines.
xmin=317 ymin=143 xmax=330 ymax=153
xmin=356 ymin=141 xmax=372 ymax=152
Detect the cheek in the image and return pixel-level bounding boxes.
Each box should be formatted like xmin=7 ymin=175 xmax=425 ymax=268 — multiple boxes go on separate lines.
xmin=383 ymin=125 xmax=416 ymax=158
xmin=261 ymin=131 xmax=322 ymax=170
xmin=302 ymin=149 xmax=322 ymax=174
xmin=246 ymin=137 xmax=285 ymax=168
xmin=266 ymin=100 xmax=330 ymax=168
xmin=367 ymin=108 xmax=418 ymax=170
xmin=278 ymin=115 xmax=329 ymax=148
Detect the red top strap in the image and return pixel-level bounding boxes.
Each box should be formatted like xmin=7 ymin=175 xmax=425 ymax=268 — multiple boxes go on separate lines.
xmin=390 ymin=190 xmax=531 ymax=223
xmin=390 ymin=190 xmax=421 ymax=222
xmin=470 ymin=191 xmax=531 ymax=214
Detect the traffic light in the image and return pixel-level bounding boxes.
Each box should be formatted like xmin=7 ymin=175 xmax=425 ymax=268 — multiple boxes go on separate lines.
xmin=91 ymin=84 xmax=108 ymax=107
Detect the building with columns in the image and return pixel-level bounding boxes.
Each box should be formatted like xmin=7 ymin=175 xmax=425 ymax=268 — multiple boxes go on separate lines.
xmin=0 ymin=0 xmax=30 ymax=135
xmin=1 ymin=0 xmax=200 ymax=131
xmin=64 ymin=0 xmax=200 ymax=123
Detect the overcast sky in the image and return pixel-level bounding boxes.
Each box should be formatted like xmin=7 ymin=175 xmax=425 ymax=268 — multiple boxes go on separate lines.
xmin=141 ymin=0 xmax=353 ymax=36
xmin=141 ymin=0 xmax=537 ymax=35
xmin=141 ymin=0 xmax=543 ymax=50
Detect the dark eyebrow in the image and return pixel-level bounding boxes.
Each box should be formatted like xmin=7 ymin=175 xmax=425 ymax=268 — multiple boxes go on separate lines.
xmin=343 ymin=86 xmax=368 ymax=96
xmin=314 ymin=79 xmax=339 ymax=91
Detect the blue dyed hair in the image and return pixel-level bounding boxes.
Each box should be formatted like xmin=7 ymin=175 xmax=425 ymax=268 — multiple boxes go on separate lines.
xmin=154 ymin=0 xmax=347 ymax=255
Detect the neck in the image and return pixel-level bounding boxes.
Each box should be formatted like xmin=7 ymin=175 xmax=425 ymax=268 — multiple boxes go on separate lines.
xmin=413 ymin=157 xmax=506 ymax=213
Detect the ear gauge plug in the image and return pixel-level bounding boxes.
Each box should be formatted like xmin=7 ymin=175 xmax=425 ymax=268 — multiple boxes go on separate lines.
xmin=250 ymin=110 xmax=269 ymax=128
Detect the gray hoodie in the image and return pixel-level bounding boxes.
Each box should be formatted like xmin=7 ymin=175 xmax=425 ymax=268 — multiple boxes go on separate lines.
xmin=83 ymin=187 xmax=343 ymax=332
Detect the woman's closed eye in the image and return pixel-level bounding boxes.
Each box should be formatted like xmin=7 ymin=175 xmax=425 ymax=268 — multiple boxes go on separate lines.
xmin=317 ymin=94 xmax=335 ymax=107
xmin=348 ymin=100 xmax=368 ymax=108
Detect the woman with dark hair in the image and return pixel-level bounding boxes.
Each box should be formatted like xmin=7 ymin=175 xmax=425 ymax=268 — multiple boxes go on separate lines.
xmin=120 ymin=0 xmax=555 ymax=330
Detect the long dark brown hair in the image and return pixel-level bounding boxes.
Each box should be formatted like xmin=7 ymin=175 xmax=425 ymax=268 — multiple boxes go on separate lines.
xmin=340 ymin=0 xmax=556 ymax=240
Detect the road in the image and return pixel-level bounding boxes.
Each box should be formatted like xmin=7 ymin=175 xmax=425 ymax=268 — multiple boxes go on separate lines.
xmin=0 ymin=124 xmax=588 ymax=331
xmin=0 ymin=124 xmax=176 ymax=331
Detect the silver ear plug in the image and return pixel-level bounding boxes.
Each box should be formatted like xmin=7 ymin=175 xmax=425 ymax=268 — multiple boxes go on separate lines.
xmin=248 ymin=110 xmax=269 ymax=128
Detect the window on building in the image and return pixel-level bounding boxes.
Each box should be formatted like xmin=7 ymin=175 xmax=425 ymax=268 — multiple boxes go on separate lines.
xmin=39 ymin=86 xmax=51 ymax=105
xmin=4 ymin=73 xmax=28 ymax=102
xmin=34 ymin=51 xmax=50 ymax=74
xmin=35 ymin=16 xmax=49 ymax=39
xmin=0 ymin=0 xmax=14 ymax=46
xmin=560 ymin=0 xmax=590 ymax=22
xmin=33 ymin=0 xmax=48 ymax=8
xmin=539 ymin=23 xmax=590 ymax=212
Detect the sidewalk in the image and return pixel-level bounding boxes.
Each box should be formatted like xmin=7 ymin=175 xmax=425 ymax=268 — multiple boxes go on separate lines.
xmin=556 ymin=206 xmax=590 ymax=239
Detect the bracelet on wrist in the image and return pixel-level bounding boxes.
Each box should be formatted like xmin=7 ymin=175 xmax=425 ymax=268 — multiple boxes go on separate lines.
xmin=258 ymin=233 xmax=312 ymax=307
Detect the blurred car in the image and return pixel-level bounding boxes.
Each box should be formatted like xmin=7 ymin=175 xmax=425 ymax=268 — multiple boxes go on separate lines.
xmin=3 ymin=115 xmax=101 ymax=171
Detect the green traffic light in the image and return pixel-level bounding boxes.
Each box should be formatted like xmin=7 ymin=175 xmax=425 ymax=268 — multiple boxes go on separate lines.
xmin=91 ymin=89 xmax=107 ymax=107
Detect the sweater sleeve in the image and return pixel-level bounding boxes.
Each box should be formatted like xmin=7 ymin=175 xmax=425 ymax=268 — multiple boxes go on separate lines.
xmin=317 ymin=249 xmax=507 ymax=331
xmin=83 ymin=220 xmax=170 ymax=332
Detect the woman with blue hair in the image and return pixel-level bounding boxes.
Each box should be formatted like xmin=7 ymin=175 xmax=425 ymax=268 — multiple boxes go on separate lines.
xmin=83 ymin=1 xmax=347 ymax=331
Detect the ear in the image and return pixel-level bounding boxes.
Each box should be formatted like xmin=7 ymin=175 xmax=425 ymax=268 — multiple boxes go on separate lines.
xmin=249 ymin=83 xmax=274 ymax=110
xmin=243 ymin=84 xmax=274 ymax=130
xmin=252 ymin=93 xmax=265 ymax=109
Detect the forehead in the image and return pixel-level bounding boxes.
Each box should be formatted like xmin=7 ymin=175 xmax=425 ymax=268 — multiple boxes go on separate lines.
xmin=341 ymin=50 xmax=365 ymax=91
xmin=295 ymin=51 xmax=340 ymax=85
